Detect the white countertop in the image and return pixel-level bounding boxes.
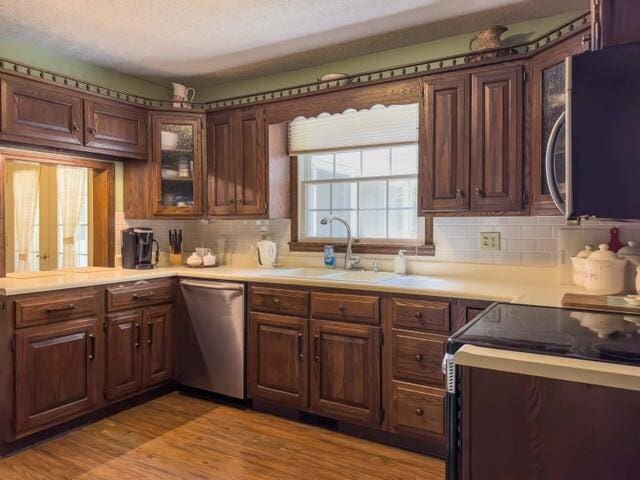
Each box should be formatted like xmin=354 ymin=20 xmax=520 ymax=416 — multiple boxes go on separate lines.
xmin=0 ymin=265 xmax=584 ymax=307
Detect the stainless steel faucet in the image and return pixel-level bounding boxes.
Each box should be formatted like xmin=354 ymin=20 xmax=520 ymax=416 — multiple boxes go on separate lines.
xmin=320 ymin=215 xmax=360 ymax=270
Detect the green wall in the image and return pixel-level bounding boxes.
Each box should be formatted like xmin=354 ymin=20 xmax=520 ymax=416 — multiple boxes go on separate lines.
xmin=200 ymin=11 xmax=583 ymax=101
xmin=0 ymin=36 xmax=171 ymax=99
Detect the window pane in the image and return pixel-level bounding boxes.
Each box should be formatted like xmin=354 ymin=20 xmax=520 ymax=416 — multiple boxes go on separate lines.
xmin=391 ymin=145 xmax=418 ymax=174
xmin=389 ymin=210 xmax=417 ymax=239
xmin=388 ymin=178 xmax=417 ymax=208
xmin=359 ymin=180 xmax=386 ymax=209
xmin=362 ymin=148 xmax=390 ymax=177
xmin=330 ymin=210 xmax=357 ymax=238
xmin=359 ymin=210 xmax=386 ymax=238
xmin=334 ymin=151 xmax=361 ymax=178
xmin=331 ymin=182 xmax=357 ymax=210
xmin=306 ymin=210 xmax=331 ymax=237
xmin=310 ymin=154 xmax=333 ymax=180
xmin=306 ymin=183 xmax=330 ymax=210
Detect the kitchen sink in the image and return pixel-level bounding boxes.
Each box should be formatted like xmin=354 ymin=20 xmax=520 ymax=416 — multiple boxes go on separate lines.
xmin=258 ymin=267 xmax=335 ymax=278
xmin=318 ymin=270 xmax=397 ymax=284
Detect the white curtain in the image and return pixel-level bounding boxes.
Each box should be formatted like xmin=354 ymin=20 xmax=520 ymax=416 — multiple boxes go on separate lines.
xmin=13 ymin=164 xmax=40 ymax=272
xmin=57 ymin=166 xmax=87 ymax=268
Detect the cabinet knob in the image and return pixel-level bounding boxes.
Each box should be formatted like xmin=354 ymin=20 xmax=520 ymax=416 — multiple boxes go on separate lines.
xmin=338 ymin=305 xmax=346 ymax=313
xmin=238 ymin=198 xmax=244 ymax=205
xmin=227 ymin=199 xmax=234 ymax=205
xmin=456 ymin=188 xmax=464 ymax=198
xmin=415 ymin=353 xmax=423 ymax=362
xmin=273 ymin=297 xmax=280 ymax=305
xmin=88 ymin=127 xmax=97 ymax=135
xmin=415 ymin=407 xmax=424 ymax=416
xmin=72 ymin=123 xmax=80 ymax=131
xmin=474 ymin=187 xmax=484 ymax=198
xmin=413 ymin=311 xmax=422 ymax=319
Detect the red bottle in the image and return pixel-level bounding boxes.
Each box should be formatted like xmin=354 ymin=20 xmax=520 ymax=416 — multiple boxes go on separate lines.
xmin=608 ymin=227 xmax=623 ymax=253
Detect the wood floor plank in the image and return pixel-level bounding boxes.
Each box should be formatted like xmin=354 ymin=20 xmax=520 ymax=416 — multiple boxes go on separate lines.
xmin=0 ymin=392 xmax=444 ymax=480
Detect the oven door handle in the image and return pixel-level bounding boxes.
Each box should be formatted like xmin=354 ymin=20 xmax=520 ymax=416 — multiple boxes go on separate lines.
xmin=180 ymin=280 xmax=243 ymax=292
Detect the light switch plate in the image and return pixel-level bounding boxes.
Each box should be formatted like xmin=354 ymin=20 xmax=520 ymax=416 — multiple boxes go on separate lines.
xmin=480 ymin=232 xmax=500 ymax=251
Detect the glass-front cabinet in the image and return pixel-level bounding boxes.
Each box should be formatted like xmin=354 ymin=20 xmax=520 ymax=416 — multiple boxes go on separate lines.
xmin=151 ymin=113 xmax=204 ymax=216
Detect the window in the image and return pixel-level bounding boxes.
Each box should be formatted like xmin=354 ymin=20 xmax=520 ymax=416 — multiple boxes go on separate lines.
xmin=299 ymin=144 xmax=421 ymax=242
xmin=290 ymin=103 xmax=424 ymax=246
xmin=5 ymin=161 xmax=92 ymax=272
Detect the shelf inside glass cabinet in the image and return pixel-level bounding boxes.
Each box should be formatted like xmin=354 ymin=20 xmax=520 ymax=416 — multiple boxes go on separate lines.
xmin=160 ymin=124 xmax=195 ymax=207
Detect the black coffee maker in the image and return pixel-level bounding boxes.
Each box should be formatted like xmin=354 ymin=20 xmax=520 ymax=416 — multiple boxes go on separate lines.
xmin=121 ymin=227 xmax=159 ymax=269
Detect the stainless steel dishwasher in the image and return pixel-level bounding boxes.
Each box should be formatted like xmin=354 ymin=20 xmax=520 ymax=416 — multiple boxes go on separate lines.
xmin=177 ymin=279 xmax=245 ymax=399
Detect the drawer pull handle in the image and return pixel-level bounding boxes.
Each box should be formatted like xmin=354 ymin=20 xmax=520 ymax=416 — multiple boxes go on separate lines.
xmin=273 ymin=298 xmax=280 ymax=305
xmin=133 ymin=291 xmax=154 ymax=300
xmin=413 ymin=312 xmax=423 ymax=319
xmin=415 ymin=407 xmax=424 ymax=416
xmin=338 ymin=305 xmax=346 ymax=313
xmin=415 ymin=353 xmax=423 ymax=362
xmin=46 ymin=303 xmax=76 ymax=313
xmin=88 ymin=334 xmax=96 ymax=360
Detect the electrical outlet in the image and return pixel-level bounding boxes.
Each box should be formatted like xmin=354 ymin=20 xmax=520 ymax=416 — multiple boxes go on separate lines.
xmin=480 ymin=232 xmax=500 ymax=251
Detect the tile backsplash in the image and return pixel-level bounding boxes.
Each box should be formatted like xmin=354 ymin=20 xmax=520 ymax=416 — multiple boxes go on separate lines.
xmin=432 ymin=216 xmax=565 ymax=266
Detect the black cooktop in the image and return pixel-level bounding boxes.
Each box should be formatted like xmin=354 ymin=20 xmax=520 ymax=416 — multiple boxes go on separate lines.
xmin=448 ymin=303 xmax=640 ymax=366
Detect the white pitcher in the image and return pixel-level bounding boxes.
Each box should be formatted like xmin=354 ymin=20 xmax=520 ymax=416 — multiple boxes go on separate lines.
xmin=171 ymin=82 xmax=196 ymax=102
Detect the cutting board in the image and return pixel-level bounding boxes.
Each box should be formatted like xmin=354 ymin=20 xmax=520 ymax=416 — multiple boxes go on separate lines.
xmin=562 ymin=293 xmax=640 ymax=315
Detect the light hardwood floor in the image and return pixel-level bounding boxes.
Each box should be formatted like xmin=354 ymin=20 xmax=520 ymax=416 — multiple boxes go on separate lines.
xmin=0 ymin=392 xmax=444 ymax=480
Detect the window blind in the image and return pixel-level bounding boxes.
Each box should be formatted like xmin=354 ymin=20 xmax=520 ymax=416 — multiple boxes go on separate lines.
xmin=288 ymin=103 xmax=419 ymax=155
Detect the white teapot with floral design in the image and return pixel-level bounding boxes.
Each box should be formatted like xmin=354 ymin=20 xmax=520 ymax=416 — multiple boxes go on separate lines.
xmin=583 ymin=244 xmax=627 ymax=295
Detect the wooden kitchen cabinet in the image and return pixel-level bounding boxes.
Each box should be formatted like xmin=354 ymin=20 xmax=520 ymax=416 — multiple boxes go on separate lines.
xmin=309 ymin=318 xmax=381 ymax=427
xmin=0 ymin=76 xmax=83 ymax=146
xmin=142 ymin=303 xmax=174 ymax=387
xmin=14 ymin=318 xmax=99 ymax=436
xmin=248 ymin=312 xmax=308 ymax=408
xmin=421 ymin=74 xmax=470 ymax=212
xmin=470 ymin=65 xmax=523 ymax=212
xmin=105 ymin=310 xmax=143 ymax=401
xmin=207 ymin=108 xmax=268 ymax=217
xmin=151 ymin=113 xmax=204 ymax=216
xmin=84 ymin=99 xmax=147 ymax=157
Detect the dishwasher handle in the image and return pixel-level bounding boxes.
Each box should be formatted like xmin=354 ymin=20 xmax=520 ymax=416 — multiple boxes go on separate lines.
xmin=180 ymin=280 xmax=244 ymax=292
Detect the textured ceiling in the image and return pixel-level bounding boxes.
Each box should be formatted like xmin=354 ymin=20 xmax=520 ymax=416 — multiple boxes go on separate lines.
xmin=0 ymin=0 xmax=588 ymax=87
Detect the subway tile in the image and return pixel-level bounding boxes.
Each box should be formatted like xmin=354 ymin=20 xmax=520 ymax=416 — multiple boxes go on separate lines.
xmin=537 ymin=216 xmax=567 ymax=225
xmin=493 ymin=252 xmax=522 ymax=265
xmin=467 ymin=225 xmax=491 ymax=237
xmin=438 ymin=225 xmax=468 ymax=238
xmin=522 ymin=225 xmax=552 ymax=239
xmin=537 ymin=238 xmax=558 ymax=253
xmin=454 ymin=238 xmax=480 ymax=251
xmin=480 ymin=217 xmax=509 ymax=225
xmin=454 ymin=217 xmax=480 ymax=225
xmin=467 ymin=251 xmax=494 ymax=264
xmin=494 ymin=225 xmax=522 ymax=239
xmin=433 ymin=217 xmax=458 ymax=225
xmin=522 ymin=252 xmax=554 ymax=267
xmin=508 ymin=217 xmax=539 ymax=225
xmin=508 ymin=239 xmax=537 ymax=252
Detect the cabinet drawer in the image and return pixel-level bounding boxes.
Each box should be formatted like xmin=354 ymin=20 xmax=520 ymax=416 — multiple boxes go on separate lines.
xmin=15 ymin=288 xmax=98 ymax=328
xmin=106 ymin=279 xmax=175 ymax=312
xmin=311 ymin=292 xmax=379 ymax=324
xmin=250 ymin=286 xmax=309 ymax=317
xmin=392 ymin=330 xmax=445 ymax=387
xmin=391 ymin=297 xmax=450 ymax=333
xmin=390 ymin=381 xmax=445 ymax=439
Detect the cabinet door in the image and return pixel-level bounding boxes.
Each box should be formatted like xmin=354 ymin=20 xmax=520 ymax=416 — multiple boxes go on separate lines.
xmin=248 ymin=313 xmax=308 ymax=408
xmin=207 ymin=111 xmax=237 ymax=215
xmin=105 ymin=310 xmax=143 ymax=402
xmin=310 ymin=319 xmax=381 ymax=427
xmin=470 ymin=65 xmax=523 ymax=212
xmin=0 ymin=76 xmax=82 ymax=146
xmin=14 ymin=318 xmax=99 ymax=436
xmin=142 ymin=304 xmax=173 ymax=387
xmin=84 ymin=99 xmax=147 ymax=156
xmin=421 ymin=75 xmax=470 ymax=212
xmin=235 ymin=109 xmax=267 ymax=216
xmin=151 ymin=114 xmax=204 ymax=216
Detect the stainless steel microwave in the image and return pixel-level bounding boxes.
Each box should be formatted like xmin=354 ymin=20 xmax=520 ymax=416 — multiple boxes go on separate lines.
xmin=545 ymin=42 xmax=640 ymax=220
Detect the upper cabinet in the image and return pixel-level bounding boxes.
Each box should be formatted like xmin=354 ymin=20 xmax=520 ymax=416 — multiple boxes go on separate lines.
xmin=0 ymin=76 xmax=83 ymax=146
xmin=420 ymin=63 xmax=523 ymax=214
xmin=151 ymin=113 xmax=205 ymax=217
xmin=469 ymin=65 xmax=523 ymax=212
xmin=207 ymin=108 xmax=268 ymax=217
xmin=84 ymin=99 xmax=147 ymax=156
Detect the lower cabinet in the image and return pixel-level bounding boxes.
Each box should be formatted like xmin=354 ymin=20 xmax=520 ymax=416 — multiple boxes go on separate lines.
xmin=14 ymin=318 xmax=99 ymax=436
xmin=388 ymin=381 xmax=445 ymax=439
xmin=105 ymin=310 xmax=143 ymax=401
xmin=309 ymin=319 xmax=381 ymax=427
xmin=106 ymin=304 xmax=173 ymax=401
xmin=248 ymin=312 xmax=308 ymax=408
